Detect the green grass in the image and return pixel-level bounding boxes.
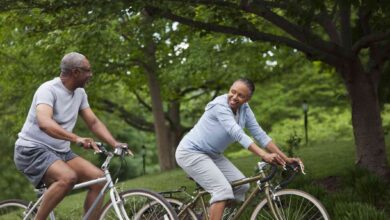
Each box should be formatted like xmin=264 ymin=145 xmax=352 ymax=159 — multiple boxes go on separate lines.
xmin=26 ymin=138 xmax=390 ymax=219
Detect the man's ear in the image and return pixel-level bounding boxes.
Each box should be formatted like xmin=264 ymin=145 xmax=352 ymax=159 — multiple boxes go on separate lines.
xmin=71 ymin=68 xmax=80 ymax=78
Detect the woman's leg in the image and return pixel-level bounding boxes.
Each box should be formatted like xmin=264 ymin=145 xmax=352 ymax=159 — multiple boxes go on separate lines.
xmin=176 ymin=149 xmax=234 ymax=219
xmin=212 ymin=155 xmax=250 ymax=202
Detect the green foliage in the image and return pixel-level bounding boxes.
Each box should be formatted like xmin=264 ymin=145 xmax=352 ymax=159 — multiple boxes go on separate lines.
xmin=285 ymin=131 xmax=301 ymax=157
xmin=0 ymin=132 xmax=34 ymax=201
xmin=341 ymin=167 xmax=389 ymax=206
xmin=333 ymin=202 xmax=388 ymax=220
xmin=382 ymin=104 xmax=390 ymax=135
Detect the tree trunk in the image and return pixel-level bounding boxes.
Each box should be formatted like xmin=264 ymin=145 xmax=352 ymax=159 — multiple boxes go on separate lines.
xmin=342 ymin=59 xmax=390 ymax=177
xmin=142 ymin=13 xmax=177 ymax=171
xmin=145 ymin=72 xmax=177 ymax=170
xmin=167 ymin=100 xmax=183 ymax=154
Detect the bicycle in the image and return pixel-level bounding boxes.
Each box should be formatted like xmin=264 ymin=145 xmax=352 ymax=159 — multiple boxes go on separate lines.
xmin=160 ymin=161 xmax=329 ymax=220
xmin=0 ymin=142 xmax=178 ymax=220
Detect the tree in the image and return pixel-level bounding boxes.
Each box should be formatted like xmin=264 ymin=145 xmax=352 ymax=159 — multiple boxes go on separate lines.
xmin=4 ymin=1 xmax=386 ymax=175
xmin=0 ymin=3 xmax=277 ymax=170
xmin=136 ymin=0 xmax=390 ymax=177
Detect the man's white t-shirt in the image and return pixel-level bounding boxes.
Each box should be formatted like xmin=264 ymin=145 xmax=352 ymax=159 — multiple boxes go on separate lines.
xmin=16 ymin=77 xmax=90 ymax=152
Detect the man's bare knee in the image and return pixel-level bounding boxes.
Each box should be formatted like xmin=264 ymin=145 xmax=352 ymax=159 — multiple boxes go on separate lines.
xmin=89 ymin=170 xmax=105 ymax=191
xmin=56 ymin=172 xmax=77 ymax=189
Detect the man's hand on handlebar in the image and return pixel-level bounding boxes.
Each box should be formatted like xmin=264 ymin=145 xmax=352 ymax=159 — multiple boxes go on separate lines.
xmin=114 ymin=142 xmax=134 ymax=156
xmin=76 ymin=137 xmax=102 ymax=153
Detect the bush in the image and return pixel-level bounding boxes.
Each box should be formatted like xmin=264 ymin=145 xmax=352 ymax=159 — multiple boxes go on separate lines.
xmin=342 ymin=167 xmax=389 ymax=206
xmin=0 ymin=132 xmax=35 ymax=201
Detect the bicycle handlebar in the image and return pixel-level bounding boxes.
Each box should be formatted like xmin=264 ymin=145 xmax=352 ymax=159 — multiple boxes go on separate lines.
xmin=77 ymin=141 xmax=132 ymax=157
xmin=257 ymin=162 xmax=278 ymax=184
xmin=257 ymin=162 xmax=304 ymax=188
xmin=277 ymin=162 xmax=305 ymax=188
xmin=96 ymin=142 xmax=133 ymax=157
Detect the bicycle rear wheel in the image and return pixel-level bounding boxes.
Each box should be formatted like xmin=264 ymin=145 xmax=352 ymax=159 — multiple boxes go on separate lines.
xmin=0 ymin=199 xmax=35 ymax=219
xmin=250 ymin=189 xmax=329 ymax=220
xmin=165 ymin=198 xmax=197 ymax=220
xmin=99 ymin=189 xmax=178 ymax=220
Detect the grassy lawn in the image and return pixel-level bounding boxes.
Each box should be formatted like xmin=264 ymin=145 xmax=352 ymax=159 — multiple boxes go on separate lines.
xmin=50 ymin=138 xmax=390 ymax=219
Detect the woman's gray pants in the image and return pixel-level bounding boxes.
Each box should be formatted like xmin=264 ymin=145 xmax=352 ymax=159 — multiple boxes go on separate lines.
xmin=176 ymin=147 xmax=250 ymax=204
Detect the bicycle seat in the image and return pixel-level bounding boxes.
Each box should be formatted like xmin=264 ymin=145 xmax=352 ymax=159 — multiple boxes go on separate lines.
xmin=34 ymin=183 xmax=47 ymax=197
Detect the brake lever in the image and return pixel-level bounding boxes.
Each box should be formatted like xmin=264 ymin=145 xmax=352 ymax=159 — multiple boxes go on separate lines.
xmin=299 ymin=161 xmax=306 ymax=175
xmin=126 ymin=149 xmax=134 ymax=157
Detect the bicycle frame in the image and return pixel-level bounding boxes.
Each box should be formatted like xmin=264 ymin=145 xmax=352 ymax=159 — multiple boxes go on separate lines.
xmin=24 ymin=151 xmax=129 ymax=220
xmin=175 ymin=162 xmax=280 ymax=220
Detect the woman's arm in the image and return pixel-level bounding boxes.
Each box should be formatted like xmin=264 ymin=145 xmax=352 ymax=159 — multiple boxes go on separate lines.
xmin=248 ymin=142 xmax=285 ymax=165
xmin=266 ymin=141 xmax=303 ymax=165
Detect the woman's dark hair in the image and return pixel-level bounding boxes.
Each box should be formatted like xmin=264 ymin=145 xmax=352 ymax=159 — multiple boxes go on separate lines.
xmin=235 ymin=78 xmax=255 ymax=97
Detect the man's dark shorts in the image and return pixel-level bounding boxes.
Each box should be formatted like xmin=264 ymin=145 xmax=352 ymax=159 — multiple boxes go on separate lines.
xmin=14 ymin=145 xmax=78 ymax=188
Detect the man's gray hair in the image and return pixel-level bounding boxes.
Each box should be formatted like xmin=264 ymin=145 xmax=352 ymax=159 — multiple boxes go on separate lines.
xmin=60 ymin=52 xmax=86 ymax=75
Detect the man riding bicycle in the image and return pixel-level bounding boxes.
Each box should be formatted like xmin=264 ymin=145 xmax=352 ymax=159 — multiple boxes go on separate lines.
xmin=14 ymin=52 xmax=130 ymax=220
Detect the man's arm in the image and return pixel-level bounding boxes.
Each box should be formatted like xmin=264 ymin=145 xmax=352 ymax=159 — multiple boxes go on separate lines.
xmin=36 ymin=104 xmax=79 ymax=142
xmin=79 ymin=107 xmax=121 ymax=148
xmin=36 ymin=104 xmax=100 ymax=151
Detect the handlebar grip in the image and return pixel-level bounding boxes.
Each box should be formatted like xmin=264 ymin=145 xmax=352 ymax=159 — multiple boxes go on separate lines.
xmin=94 ymin=142 xmax=108 ymax=153
xmin=278 ymin=163 xmax=299 ymax=188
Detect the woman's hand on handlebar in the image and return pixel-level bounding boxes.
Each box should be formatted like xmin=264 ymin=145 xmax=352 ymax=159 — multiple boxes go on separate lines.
xmin=262 ymin=153 xmax=286 ymax=167
xmin=286 ymin=157 xmax=306 ymax=174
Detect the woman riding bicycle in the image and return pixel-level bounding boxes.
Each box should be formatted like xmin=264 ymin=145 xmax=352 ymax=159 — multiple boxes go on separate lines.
xmin=175 ymin=78 xmax=303 ymax=220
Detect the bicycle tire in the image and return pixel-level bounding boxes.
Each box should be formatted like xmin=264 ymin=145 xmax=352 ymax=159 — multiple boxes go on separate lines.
xmin=99 ymin=188 xmax=178 ymax=220
xmin=250 ymin=189 xmax=330 ymax=220
xmin=0 ymin=199 xmax=36 ymax=219
xmin=164 ymin=198 xmax=197 ymax=220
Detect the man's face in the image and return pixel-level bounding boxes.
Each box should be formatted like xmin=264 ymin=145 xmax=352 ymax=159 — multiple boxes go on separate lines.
xmin=227 ymin=81 xmax=251 ymax=111
xmin=74 ymin=59 xmax=93 ymax=88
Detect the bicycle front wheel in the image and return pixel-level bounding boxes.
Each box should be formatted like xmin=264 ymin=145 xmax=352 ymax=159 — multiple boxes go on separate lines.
xmin=250 ymin=189 xmax=329 ymax=220
xmin=99 ymin=189 xmax=178 ymax=220
xmin=0 ymin=199 xmax=35 ymax=219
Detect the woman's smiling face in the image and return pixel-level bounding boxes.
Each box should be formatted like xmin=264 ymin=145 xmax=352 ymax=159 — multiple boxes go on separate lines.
xmin=227 ymin=81 xmax=251 ymax=112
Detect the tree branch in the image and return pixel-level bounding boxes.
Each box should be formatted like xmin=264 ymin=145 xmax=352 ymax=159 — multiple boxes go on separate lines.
xmin=376 ymin=42 xmax=390 ymax=67
xmin=98 ymin=98 xmax=154 ymax=132
xmin=315 ymin=11 xmax=341 ymax=45
xmin=133 ymin=90 xmax=153 ymax=111
xmin=352 ymin=31 xmax=390 ymax=54
xmin=145 ymin=6 xmax=342 ymax=66
xmin=339 ymin=1 xmax=352 ymax=50
xmin=244 ymin=1 xmax=348 ymax=59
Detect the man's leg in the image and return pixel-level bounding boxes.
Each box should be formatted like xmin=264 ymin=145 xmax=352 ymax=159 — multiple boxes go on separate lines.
xmin=67 ymin=156 xmax=105 ymax=220
xmin=36 ymin=160 xmax=77 ymax=220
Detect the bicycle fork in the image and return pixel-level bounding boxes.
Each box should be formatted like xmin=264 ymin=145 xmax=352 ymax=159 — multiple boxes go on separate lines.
xmin=264 ymin=186 xmax=284 ymax=220
xmin=109 ymin=186 xmax=129 ymax=220
xmin=258 ymin=170 xmax=284 ymax=220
